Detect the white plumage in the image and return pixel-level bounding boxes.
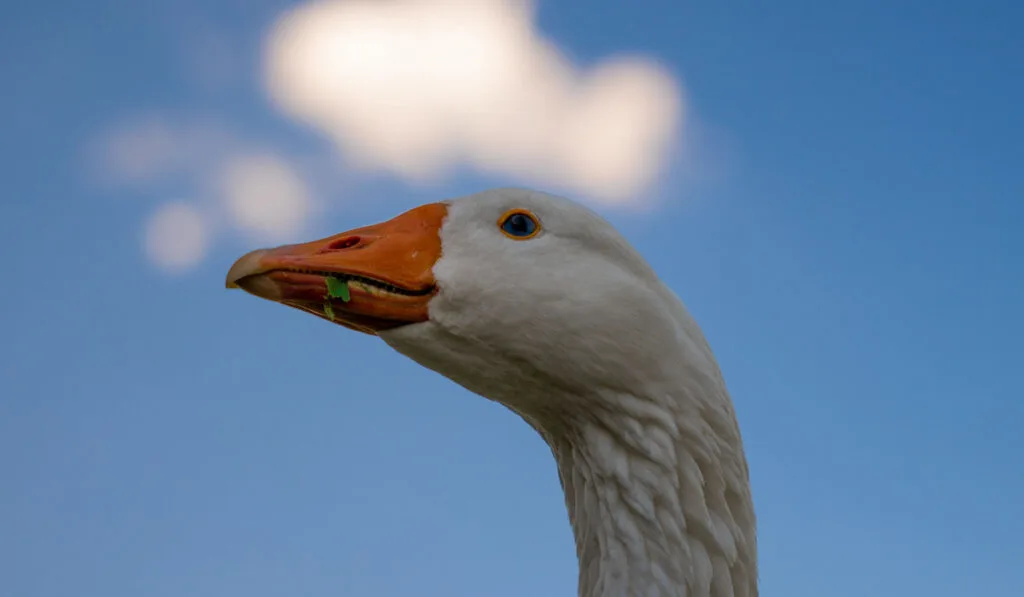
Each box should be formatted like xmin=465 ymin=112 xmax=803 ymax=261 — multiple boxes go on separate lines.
xmin=228 ymin=188 xmax=757 ymax=597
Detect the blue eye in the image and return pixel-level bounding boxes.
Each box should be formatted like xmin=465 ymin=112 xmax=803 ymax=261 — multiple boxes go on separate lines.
xmin=499 ymin=210 xmax=540 ymax=239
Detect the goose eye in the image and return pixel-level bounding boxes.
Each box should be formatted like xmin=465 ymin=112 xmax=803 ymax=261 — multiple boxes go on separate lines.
xmin=499 ymin=210 xmax=540 ymax=239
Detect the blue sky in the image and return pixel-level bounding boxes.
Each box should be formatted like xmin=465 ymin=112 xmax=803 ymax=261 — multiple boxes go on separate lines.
xmin=2 ymin=1 xmax=1022 ymax=596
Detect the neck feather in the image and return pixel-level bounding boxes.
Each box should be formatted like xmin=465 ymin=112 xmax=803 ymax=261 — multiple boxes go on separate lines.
xmin=535 ymin=383 xmax=757 ymax=597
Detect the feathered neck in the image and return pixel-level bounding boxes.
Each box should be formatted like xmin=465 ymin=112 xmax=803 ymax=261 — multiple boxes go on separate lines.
xmin=382 ymin=231 xmax=759 ymax=596
xmin=533 ymin=374 xmax=757 ymax=597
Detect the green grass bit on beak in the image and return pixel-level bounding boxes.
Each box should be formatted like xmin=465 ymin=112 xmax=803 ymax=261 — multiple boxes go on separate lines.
xmin=326 ymin=277 xmax=350 ymax=302
xmin=324 ymin=300 xmax=335 ymax=321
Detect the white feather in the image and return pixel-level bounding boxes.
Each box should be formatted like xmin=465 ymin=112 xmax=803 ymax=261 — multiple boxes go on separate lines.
xmin=382 ymin=188 xmax=757 ymax=597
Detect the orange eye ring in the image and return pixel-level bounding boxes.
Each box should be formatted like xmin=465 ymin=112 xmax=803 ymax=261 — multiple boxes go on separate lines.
xmin=497 ymin=209 xmax=541 ymax=240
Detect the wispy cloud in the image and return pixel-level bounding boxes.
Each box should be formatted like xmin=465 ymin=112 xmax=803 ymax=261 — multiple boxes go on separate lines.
xmin=219 ymin=152 xmax=313 ymax=240
xmin=89 ymin=0 xmax=689 ymax=273
xmin=265 ymin=0 xmax=684 ymax=205
xmin=90 ymin=116 xmax=237 ymax=189
xmin=144 ymin=202 xmax=211 ymax=272
xmin=91 ymin=116 xmax=315 ymax=273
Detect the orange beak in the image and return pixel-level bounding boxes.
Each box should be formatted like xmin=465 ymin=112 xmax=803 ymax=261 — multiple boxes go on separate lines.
xmin=225 ymin=202 xmax=447 ymax=335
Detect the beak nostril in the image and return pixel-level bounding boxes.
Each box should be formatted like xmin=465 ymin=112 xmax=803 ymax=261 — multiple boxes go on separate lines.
xmin=323 ymin=236 xmax=362 ymax=252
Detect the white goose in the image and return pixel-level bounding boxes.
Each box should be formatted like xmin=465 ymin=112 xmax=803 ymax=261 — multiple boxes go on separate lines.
xmin=226 ymin=188 xmax=757 ymax=597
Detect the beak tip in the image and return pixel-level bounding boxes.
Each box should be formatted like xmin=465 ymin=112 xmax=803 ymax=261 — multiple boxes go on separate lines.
xmin=225 ymin=249 xmax=269 ymax=290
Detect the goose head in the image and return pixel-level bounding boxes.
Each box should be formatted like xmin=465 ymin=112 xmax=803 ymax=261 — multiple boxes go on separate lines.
xmin=226 ymin=188 xmax=757 ymax=597
xmin=227 ymin=188 xmax=702 ymax=418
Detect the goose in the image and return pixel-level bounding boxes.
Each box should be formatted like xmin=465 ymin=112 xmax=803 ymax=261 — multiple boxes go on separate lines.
xmin=225 ymin=188 xmax=757 ymax=597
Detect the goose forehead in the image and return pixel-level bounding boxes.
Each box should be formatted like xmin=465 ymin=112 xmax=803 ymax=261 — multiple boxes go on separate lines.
xmin=444 ymin=189 xmax=595 ymax=227
xmin=437 ymin=189 xmax=659 ymax=290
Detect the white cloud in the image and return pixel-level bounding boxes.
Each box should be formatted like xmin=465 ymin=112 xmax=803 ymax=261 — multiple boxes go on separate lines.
xmin=264 ymin=0 xmax=683 ymax=205
xmin=95 ymin=0 xmax=692 ymax=274
xmin=220 ymin=153 xmax=313 ymax=241
xmin=94 ymin=117 xmax=316 ymax=271
xmin=143 ymin=202 xmax=210 ymax=273
xmin=91 ymin=117 xmax=236 ymax=188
